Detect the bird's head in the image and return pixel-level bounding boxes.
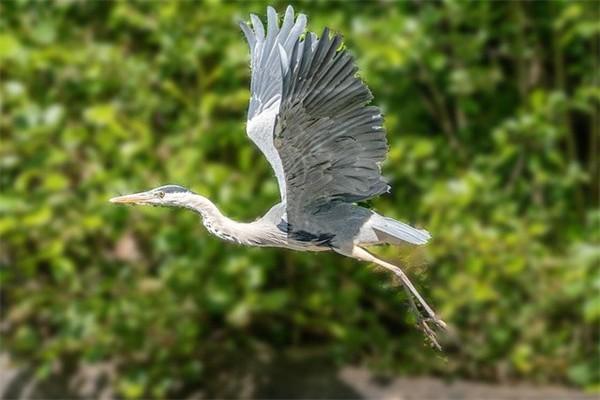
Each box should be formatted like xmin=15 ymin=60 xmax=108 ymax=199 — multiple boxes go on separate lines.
xmin=109 ymin=184 xmax=194 ymax=208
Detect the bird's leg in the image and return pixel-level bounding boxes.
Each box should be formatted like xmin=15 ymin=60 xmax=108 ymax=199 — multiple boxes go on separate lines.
xmin=350 ymin=246 xmax=447 ymax=347
xmin=401 ymin=284 xmax=443 ymax=350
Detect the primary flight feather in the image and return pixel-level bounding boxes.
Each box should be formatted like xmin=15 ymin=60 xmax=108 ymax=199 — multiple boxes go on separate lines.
xmin=111 ymin=5 xmax=446 ymax=348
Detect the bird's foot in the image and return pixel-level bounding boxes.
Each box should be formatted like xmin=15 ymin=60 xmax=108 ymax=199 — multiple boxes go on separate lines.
xmin=403 ymin=286 xmax=447 ymax=350
xmin=418 ymin=316 xmax=447 ymax=351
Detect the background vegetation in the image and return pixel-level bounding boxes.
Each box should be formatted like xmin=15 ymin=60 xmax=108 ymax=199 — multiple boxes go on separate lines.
xmin=1 ymin=0 xmax=598 ymax=398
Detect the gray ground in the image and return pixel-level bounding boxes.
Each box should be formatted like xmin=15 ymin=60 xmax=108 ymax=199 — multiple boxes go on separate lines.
xmin=1 ymin=353 xmax=595 ymax=400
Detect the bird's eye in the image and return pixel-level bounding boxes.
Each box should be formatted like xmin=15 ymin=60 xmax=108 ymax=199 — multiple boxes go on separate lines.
xmin=157 ymin=191 xmax=165 ymax=198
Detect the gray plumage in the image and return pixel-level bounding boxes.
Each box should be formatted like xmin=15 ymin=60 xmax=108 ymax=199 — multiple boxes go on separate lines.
xmin=241 ymin=6 xmax=428 ymax=253
xmin=111 ymin=5 xmax=445 ymax=348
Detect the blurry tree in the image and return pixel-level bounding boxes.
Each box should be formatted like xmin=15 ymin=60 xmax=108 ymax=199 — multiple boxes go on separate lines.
xmin=1 ymin=1 xmax=598 ymax=397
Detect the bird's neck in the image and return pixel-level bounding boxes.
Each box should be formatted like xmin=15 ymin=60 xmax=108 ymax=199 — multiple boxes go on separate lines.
xmin=183 ymin=194 xmax=265 ymax=246
xmin=183 ymin=194 xmax=224 ymax=222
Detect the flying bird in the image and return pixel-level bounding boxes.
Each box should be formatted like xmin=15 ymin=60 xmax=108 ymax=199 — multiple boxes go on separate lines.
xmin=110 ymin=5 xmax=446 ymax=347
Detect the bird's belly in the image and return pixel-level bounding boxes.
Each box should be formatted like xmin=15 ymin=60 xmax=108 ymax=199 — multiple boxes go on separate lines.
xmin=285 ymin=241 xmax=332 ymax=252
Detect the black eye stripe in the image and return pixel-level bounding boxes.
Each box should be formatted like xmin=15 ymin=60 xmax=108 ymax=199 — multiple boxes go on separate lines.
xmin=155 ymin=185 xmax=190 ymax=194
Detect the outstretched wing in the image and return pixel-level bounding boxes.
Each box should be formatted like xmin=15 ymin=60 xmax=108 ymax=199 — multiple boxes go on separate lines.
xmin=240 ymin=6 xmax=306 ymax=203
xmin=275 ymin=27 xmax=389 ymax=227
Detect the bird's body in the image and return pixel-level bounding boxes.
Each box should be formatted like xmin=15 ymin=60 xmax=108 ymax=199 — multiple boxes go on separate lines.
xmin=111 ymin=6 xmax=446 ymax=347
xmin=151 ymin=191 xmax=426 ymax=252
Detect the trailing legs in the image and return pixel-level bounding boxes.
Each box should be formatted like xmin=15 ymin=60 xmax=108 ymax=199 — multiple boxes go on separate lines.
xmin=350 ymin=246 xmax=447 ymax=349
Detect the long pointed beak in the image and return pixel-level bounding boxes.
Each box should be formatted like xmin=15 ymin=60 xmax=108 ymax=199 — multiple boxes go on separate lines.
xmin=109 ymin=192 xmax=153 ymax=205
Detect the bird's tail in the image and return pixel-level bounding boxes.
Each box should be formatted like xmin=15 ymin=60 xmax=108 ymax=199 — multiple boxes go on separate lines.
xmin=372 ymin=216 xmax=431 ymax=245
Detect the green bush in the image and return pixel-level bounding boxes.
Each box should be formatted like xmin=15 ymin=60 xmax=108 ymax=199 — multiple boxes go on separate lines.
xmin=1 ymin=1 xmax=598 ymax=397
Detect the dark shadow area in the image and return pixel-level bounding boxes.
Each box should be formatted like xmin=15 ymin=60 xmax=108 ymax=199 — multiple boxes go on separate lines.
xmin=190 ymin=347 xmax=361 ymax=399
xmin=252 ymin=350 xmax=361 ymax=399
xmin=2 ymin=368 xmax=81 ymax=400
xmin=2 ymin=351 xmax=596 ymax=400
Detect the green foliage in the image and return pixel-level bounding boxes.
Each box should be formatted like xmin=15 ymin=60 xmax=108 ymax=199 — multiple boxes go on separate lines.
xmin=1 ymin=1 xmax=598 ymax=397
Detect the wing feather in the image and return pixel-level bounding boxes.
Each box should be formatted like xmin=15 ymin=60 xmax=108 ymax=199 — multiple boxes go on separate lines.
xmin=275 ymin=28 xmax=389 ymax=226
xmin=241 ymin=6 xmax=307 ymax=203
xmin=241 ymin=7 xmax=389 ymax=223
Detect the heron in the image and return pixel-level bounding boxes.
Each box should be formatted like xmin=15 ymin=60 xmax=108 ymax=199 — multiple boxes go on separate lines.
xmin=110 ymin=5 xmax=446 ymax=347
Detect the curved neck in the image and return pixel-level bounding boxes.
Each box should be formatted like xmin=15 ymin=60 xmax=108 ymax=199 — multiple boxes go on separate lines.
xmin=178 ymin=193 xmax=285 ymax=247
xmin=180 ymin=193 xmax=273 ymax=246
xmin=183 ymin=193 xmax=225 ymax=223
